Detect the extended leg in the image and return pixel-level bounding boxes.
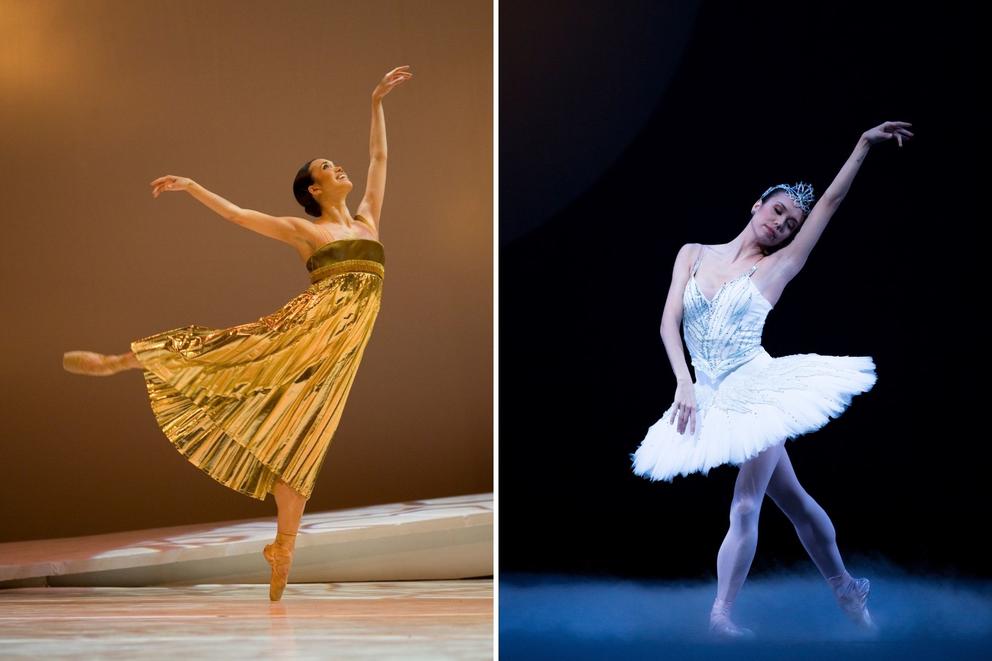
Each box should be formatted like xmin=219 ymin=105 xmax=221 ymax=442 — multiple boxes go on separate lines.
xmin=710 ymin=441 xmax=784 ymax=637
xmin=63 ymin=350 xmax=141 ymax=376
xmin=264 ymin=478 xmax=309 ymax=601
xmin=122 ymin=351 xmax=141 ymax=369
xmin=764 ymin=446 xmax=848 ymax=581
xmin=765 ymin=447 xmax=876 ymax=630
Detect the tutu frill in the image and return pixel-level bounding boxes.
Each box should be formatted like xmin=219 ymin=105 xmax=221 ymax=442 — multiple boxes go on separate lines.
xmin=630 ymin=349 xmax=876 ymax=481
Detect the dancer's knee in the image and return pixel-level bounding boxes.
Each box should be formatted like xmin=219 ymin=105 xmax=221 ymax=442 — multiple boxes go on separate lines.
xmin=730 ymin=496 xmax=760 ymax=528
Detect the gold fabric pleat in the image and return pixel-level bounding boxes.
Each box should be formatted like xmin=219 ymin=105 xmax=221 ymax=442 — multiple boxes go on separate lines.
xmin=130 ymin=237 xmax=385 ymax=501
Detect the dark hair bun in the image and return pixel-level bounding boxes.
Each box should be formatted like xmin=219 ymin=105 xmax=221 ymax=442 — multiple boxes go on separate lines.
xmin=293 ymin=159 xmax=322 ymax=218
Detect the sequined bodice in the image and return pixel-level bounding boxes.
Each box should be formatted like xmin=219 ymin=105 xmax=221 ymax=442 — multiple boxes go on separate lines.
xmin=682 ymin=247 xmax=773 ymax=381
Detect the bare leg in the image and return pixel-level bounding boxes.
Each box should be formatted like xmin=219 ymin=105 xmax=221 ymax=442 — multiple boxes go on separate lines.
xmin=710 ymin=441 xmax=784 ymax=637
xmin=264 ymin=478 xmax=308 ymax=601
xmin=272 ymin=478 xmax=308 ymax=541
xmin=765 ymin=447 xmax=876 ymax=629
xmin=122 ymin=351 xmax=142 ymax=370
xmin=63 ymin=350 xmax=141 ymax=375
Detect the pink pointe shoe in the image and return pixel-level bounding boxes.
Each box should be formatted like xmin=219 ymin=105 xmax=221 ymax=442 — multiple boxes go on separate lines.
xmin=830 ymin=575 xmax=878 ymax=631
xmin=709 ymin=598 xmax=755 ymax=639
xmin=262 ymin=532 xmax=298 ymax=601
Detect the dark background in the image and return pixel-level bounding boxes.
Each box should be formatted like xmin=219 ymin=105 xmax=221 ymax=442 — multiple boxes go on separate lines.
xmin=500 ymin=1 xmax=983 ymax=579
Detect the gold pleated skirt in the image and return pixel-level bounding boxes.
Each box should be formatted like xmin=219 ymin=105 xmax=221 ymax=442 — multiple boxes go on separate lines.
xmin=130 ymin=239 xmax=385 ymax=501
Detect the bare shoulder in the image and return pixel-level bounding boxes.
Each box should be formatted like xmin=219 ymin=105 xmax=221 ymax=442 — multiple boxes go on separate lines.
xmin=670 ymin=243 xmax=703 ymax=279
xmin=283 ymin=216 xmax=320 ymax=245
xmin=676 ymin=242 xmax=703 ymax=261
xmin=282 ymin=216 xmax=330 ymax=261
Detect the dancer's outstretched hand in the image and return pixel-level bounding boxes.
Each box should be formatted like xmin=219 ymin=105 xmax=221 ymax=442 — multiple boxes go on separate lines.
xmin=862 ymin=121 xmax=914 ymax=147
xmin=150 ymin=175 xmax=193 ymax=198
xmin=372 ymin=65 xmax=413 ymax=102
xmin=669 ymin=380 xmax=697 ymax=435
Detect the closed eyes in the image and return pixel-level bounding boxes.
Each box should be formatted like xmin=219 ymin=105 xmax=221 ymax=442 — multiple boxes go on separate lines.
xmin=775 ymin=206 xmax=798 ymax=229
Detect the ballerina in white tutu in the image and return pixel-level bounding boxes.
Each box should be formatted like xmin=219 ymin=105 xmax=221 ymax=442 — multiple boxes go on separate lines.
xmin=629 ymin=120 xmax=913 ymax=637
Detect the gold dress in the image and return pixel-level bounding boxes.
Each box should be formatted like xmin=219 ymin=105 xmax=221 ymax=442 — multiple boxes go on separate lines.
xmin=129 ymin=233 xmax=385 ymax=501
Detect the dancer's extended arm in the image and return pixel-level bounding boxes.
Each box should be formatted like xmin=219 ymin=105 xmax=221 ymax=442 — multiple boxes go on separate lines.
xmin=356 ymin=65 xmax=412 ymax=234
xmin=778 ymin=121 xmax=913 ymax=272
xmin=149 ymin=175 xmax=302 ymax=245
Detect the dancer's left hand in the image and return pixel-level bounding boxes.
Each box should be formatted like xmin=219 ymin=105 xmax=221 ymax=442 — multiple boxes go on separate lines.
xmin=862 ymin=121 xmax=914 ymax=147
xmin=372 ymin=65 xmax=413 ymax=102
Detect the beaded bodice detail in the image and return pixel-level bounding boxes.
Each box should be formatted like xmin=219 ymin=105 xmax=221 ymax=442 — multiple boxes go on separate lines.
xmin=682 ymin=246 xmax=773 ymax=381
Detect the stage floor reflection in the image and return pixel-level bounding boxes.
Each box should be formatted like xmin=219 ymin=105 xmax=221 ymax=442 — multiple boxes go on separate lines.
xmin=0 ymin=579 xmax=492 ymax=659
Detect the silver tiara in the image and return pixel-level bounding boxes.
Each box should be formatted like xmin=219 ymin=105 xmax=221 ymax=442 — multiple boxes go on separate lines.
xmin=762 ymin=182 xmax=815 ymax=214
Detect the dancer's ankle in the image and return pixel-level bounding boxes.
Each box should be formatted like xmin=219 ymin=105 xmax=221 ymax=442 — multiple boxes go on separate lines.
xmin=274 ymin=531 xmax=298 ymax=550
xmin=827 ymin=571 xmax=853 ymax=594
xmin=712 ymin=596 xmax=735 ymax=610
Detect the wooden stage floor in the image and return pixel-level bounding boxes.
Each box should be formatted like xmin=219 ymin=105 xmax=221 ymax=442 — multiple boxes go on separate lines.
xmin=0 ymin=579 xmax=492 ymax=658
xmin=0 ymin=493 xmax=493 ymax=658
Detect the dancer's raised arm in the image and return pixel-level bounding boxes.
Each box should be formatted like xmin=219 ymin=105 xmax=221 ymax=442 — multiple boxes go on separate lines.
xmin=356 ymin=65 xmax=413 ymax=233
xmin=780 ymin=121 xmax=913 ymax=269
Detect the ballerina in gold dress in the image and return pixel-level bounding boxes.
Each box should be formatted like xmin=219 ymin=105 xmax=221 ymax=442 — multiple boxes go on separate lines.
xmin=62 ymin=65 xmax=413 ymax=601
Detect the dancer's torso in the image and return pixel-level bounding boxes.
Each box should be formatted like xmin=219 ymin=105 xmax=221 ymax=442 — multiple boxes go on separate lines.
xmin=683 ymin=245 xmax=774 ymax=381
xmin=294 ymin=214 xmax=380 ymax=265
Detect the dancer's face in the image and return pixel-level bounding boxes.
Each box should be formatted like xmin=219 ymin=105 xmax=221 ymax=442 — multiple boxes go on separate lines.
xmin=308 ymin=158 xmax=353 ymax=202
xmin=751 ymin=192 xmax=804 ymax=248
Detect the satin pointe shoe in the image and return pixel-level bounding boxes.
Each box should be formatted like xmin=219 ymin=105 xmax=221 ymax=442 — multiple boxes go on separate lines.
xmin=63 ymin=351 xmax=127 ymax=376
xmin=830 ymin=575 xmax=877 ymax=631
xmin=709 ymin=598 xmax=755 ymax=639
xmin=263 ymin=531 xmax=298 ymax=601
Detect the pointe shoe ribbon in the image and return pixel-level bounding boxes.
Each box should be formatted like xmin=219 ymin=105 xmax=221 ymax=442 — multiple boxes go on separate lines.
xmin=263 ymin=532 xmax=298 ymax=602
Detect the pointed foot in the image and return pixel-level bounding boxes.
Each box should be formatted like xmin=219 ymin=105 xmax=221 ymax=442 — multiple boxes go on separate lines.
xmin=709 ymin=599 xmax=755 ymax=639
xmin=835 ymin=576 xmax=878 ymax=632
xmin=262 ymin=533 xmax=297 ymax=601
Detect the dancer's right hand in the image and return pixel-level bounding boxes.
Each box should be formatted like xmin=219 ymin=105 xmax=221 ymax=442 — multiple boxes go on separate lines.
xmin=150 ymin=175 xmax=193 ymax=198
xmin=669 ymin=380 xmax=697 ymax=435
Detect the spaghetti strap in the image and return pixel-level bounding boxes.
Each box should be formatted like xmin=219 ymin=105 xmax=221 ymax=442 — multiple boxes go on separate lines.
xmin=691 ymin=245 xmax=706 ymax=276
xmin=747 ymin=255 xmax=765 ymax=276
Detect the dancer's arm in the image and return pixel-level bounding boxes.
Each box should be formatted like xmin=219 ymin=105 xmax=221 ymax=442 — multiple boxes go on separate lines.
xmin=660 ymin=243 xmax=696 ymax=384
xmin=779 ymin=121 xmax=913 ymax=271
xmin=356 ymin=66 xmax=413 ymax=233
xmin=150 ymin=175 xmax=303 ymax=245
xmin=661 ymin=243 xmax=699 ymax=434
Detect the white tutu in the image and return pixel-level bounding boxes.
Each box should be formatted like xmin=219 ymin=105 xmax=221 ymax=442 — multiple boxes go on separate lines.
xmin=630 ymin=348 xmax=877 ymax=481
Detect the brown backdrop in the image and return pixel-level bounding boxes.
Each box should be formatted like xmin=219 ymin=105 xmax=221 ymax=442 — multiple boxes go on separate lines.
xmin=0 ymin=0 xmax=492 ymax=541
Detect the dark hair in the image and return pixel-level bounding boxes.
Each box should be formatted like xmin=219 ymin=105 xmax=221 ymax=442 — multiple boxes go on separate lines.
xmin=293 ymin=159 xmax=322 ymax=218
xmin=754 ymin=187 xmax=807 ymax=256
